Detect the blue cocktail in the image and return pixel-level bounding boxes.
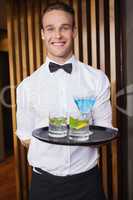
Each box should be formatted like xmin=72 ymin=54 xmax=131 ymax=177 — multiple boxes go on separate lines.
xmin=69 ymin=97 xmax=95 ymax=141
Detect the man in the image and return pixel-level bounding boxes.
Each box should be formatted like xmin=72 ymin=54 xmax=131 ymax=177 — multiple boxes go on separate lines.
xmin=16 ymin=2 xmax=112 ymax=200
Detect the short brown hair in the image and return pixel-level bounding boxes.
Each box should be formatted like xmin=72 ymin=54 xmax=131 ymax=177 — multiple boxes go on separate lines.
xmin=41 ymin=2 xmax=75 ymax=29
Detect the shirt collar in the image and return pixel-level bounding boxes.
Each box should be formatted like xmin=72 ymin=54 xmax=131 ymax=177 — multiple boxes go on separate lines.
xmin=45 ymin=55 xmax=77 ymax=75
xmin=45 ymin=55 xmax=75 ymax=66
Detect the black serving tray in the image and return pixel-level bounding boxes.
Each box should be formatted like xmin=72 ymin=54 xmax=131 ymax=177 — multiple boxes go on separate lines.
xmin=32 ymin=125 xmax=119 ymax=146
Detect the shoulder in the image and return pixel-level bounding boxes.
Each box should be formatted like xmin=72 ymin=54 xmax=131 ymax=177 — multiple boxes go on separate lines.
xmin=75 ymin=59 xmax=110 ymax=94
xmin=17 ymin=63 xmax=47 ymax=91
xmin=77 ymin=60 xmax=109 ymax=82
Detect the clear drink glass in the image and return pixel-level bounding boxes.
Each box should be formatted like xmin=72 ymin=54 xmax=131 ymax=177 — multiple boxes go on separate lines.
xmin=69 ymin=96 xmax=95 ymax=141
xmin=48 ymin=112 xmax=67 ymax=138
xmin=69 ymin=112 xmax=90 ymax=141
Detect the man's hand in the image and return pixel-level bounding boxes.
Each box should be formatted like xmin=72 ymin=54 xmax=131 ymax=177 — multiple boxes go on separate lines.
xmin=21 ymin=139 xmax=31 ymax=148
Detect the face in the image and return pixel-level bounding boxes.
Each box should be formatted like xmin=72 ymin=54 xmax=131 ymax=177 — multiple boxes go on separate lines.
xmin=41 ymin=10 xmax=77 ymax=63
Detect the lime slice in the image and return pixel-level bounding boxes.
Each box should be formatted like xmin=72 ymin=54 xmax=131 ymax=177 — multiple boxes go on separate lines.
xmin=76 ymin=121 xmax=88 ymax=129
xmin=70 ymin=117 xmax=89 ymax=129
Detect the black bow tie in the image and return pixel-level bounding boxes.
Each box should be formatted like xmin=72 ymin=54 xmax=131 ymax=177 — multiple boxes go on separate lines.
xmin=49 ymin=62 xmax=72 ymax=74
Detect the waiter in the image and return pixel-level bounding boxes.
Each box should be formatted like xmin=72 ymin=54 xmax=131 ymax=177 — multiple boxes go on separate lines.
xmin=16 ymin=2 xmax=112 ymax=200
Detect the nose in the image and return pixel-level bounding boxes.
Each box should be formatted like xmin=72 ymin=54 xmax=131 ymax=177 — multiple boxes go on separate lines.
xmin=55 ymin=29 xmax=62 ymax=38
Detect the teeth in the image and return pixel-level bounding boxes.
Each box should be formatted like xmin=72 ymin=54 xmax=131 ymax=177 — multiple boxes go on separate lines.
xmin=52 ymin=42 xmax=65 ymax=46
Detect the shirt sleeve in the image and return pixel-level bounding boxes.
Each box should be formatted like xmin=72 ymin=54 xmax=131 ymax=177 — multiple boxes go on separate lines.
xmin=16 ymin=80 xmax=35 ymax=141
xmin=92 ymin=70 xmax=112 ymax=128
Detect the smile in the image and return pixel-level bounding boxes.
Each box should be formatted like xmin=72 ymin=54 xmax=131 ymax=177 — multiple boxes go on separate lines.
xmin=51 ymin=42 xmax=66 ymax=46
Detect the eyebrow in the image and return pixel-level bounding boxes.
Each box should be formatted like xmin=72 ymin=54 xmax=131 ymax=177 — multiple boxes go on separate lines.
xmin=45 ymin=23 xmax=72 ymax=28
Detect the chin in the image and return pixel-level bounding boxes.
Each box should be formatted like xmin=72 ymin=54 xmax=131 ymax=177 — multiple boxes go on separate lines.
xmin=51 ymin=52 xmax=69 ymax=58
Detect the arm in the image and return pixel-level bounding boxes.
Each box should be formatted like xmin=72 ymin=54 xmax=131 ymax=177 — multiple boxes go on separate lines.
xmin=92 ymin=70 xmax=112 ymax=128
xmin=91 ymin=71 xmax=112 ymax=148
xmin=16 ymin=79 xmax=35 ymax=148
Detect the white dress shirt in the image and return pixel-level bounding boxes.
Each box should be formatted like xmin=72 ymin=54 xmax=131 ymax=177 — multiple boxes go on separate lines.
xmin=16 ymin=55 xmax=112 ymax=176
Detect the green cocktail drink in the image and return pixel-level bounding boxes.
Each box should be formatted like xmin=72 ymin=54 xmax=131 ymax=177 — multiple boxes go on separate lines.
xmin=50 ymin=117 xmax=67 ymax=126
xmin=69 ymin=115 xmax=90 ymax=141
xmin=69 ymin=96 xmax=95 ymax=141
xmin=49 ymin=116 xmax=67 ymax=137
xmin=69 ymin=116 xmax=89 ymax=130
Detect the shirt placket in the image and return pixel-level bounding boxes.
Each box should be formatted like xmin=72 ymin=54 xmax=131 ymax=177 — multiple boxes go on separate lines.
xmin=57 ymin=72 xmax=71 ymax=175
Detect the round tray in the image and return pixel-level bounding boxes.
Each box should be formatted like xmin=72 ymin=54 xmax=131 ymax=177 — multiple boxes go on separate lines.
xmin=32 ymin=125 xmax=119 ymax=146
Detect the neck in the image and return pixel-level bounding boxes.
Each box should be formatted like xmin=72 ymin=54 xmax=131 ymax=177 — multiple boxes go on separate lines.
xmin=47 ymin=53 xmax=73 ymax=64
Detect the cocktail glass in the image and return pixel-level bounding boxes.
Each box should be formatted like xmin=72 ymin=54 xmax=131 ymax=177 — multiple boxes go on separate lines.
xmin=69 ymin=97 xmax=95 ymax=141
xmin=48 ymin=112 xmax=67 ymax=138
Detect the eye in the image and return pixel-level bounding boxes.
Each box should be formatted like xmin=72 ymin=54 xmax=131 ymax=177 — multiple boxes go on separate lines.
xmin=46 ymin=27 xmax=54 ymax=32
xmin=62 ymin=26 xmax=70 ymax=30
xmin=61 ymin=25 xmax=72 ymax=31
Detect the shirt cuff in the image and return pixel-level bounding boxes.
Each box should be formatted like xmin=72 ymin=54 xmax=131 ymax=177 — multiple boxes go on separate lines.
xmin=16 ymin=130 xmax=32 ymax=141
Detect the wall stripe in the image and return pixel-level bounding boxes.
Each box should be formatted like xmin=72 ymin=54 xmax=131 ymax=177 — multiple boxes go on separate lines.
xmin=81 ymin=0 xmax=88 ymax=64
xmin=34 ymin=0 xmax=42 ymax=68
xmin=41 ymin=0 xmax=47 ymax=62
xmin=7 ymin=1 xmax=21 ymax=199
xmin=27 ymin=0 xmax=36 ymax=74
xmin=73 ymin=0 xmax=80 ymax=60
xmin=109 ymin=0 xmax=118 ymax=199
xmin=90 ymin=0 xmax=97 ymax=67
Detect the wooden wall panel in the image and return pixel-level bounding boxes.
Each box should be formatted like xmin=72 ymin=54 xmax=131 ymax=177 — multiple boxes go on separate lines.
xmin=27 ymin=0 xmax=36 ymax=74
xmin=14 ymin=2 xmax=22 ymax=84
xmin=34 ymin=0 xmax=42 ymax=68
xmin=81 ymin=0 xmax=88 ymax=64
xmin=90 ymin=0 xmax=97 ymax=67
xmin=0 ymin=99 xmax=5 ymax=160
xmin=109 ymin=0 xmax=118 ymax=200
xmin=99 ymin=0 xmax=105 ymax=70
xmin=0 ymin=52 xmax=5 ymax=161
xmin=7 ymin=0 xmax=120 ymax=199
xmin=98 ymin=0 xmax=108 ymax=198
xmin=73 ymin=0 xmax=80 ymax=60
xmin=40 ymin=0 xmax=47 ymax=62
xmin=7 ymin=1 xmax=21 ymax=200
xmin=0 ymin=38 xmax=8 ymax=51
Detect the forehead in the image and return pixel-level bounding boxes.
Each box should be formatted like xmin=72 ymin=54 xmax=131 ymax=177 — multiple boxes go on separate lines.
xmin=42 ymin=10 xmax=73 ymax=27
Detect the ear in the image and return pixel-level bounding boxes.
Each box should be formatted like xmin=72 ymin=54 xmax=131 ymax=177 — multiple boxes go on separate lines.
xmin=41 ymin=29 xmax=45 ymax=40
xmin=72 ymin=26 xmax=77 ymax=39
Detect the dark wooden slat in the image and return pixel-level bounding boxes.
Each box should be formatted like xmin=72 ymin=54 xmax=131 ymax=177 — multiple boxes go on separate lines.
xmin=26 ymin=0 xmax=35 ymax=184
xmin=19 ymin=147 xmax=28 ymax=200
xmin=41 ymin=0 xmax=47 ymax=63
xmin=104 ymin=0 xmax=110 ymax=78
xmin=0 ymin=156 xmax=17 ymax=200
xmin=7 ymin=1 xmax=21 ymax=199
xmin=98 ymin=0 xmax=109 ymax=198
xmin=81 ymin=0 xmax=88 ymax=64
xmin=13 ymin=4 xmax=29 ymax=197
xmin=19 ymin=1 xmax=29 ymax=199
xmin=0 ymin=96 xmax=5 ymax=161
xmin=100 ymin=145 xmax=108 ymax=199
xmin=27 ymin=0 xmax=36 ymax=74
xmin=34 ymin=0 xmax=42 ymax=68
xmin=73 ymin=0 xmax=80 ymax=59
xmin=111 ymin=140 xmax=118 ymax=200
xmin=20 ymin=0 xmax=29 ymax=79
xmin=14 ymin=2 xmax=22 ymax=84
xmin=99 ymin=0 xmax=105 ymax=71
xmin=90 ymin=0 xmax=97 ymax=67
xmin=0 ymin=38 xmax=8 ymax=51
xmin=109 ymin=0 xmax=118 ymax=199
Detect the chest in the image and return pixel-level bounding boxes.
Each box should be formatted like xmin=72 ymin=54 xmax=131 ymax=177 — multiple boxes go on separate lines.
xmin=29 ymin=74 xmax=96 ymax=116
